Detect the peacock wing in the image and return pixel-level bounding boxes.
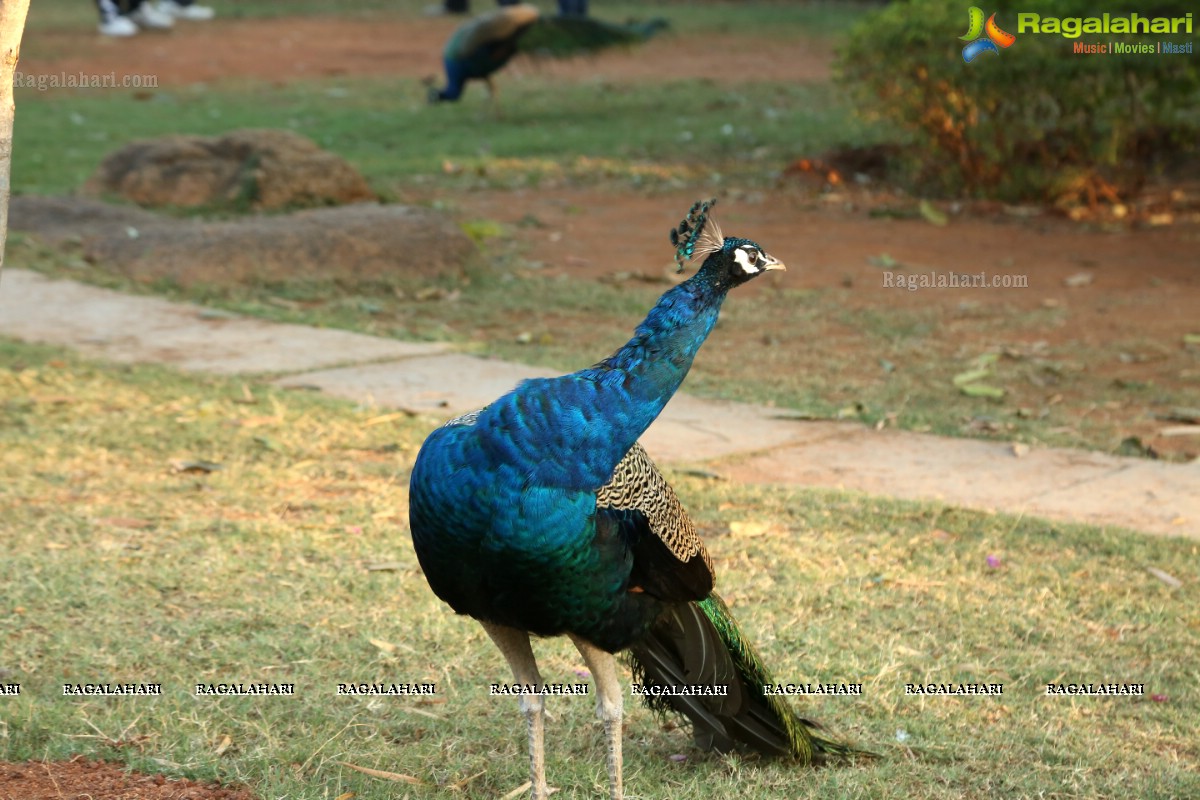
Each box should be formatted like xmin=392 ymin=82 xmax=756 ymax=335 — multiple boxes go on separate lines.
xmin=595 ymin=442 xmax=713 ymax=601
xmin=448 ymin=4 xmax=541 ymax=61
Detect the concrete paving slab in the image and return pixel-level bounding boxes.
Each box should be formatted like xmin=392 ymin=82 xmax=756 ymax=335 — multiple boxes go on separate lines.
xmin=728 ymin=423 xmax=1199 ymax=538
xmin=0 ymin=269 xmax=445 ymax=374
xmin=273 ymin=355 xmax=799 ymax=461
xmin=3 ymin=268 xmax=1195 ymax=540
xmin=274 ymin=354 xmax=560 ymax=413
xmin=643 ymin=395 xmax=807 ymax=463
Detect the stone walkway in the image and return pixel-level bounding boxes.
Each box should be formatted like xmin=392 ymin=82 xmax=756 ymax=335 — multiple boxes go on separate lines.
xmin=2 ymin=268 xmax=1196 ymax=539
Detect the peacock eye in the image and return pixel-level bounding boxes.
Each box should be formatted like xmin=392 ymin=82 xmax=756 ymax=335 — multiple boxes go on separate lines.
xmin=746 ymin=249 xmax=759 ymax=264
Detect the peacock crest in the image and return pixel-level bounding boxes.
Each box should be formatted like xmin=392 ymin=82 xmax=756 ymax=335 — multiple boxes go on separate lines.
xmin=669 ymin=198 xmax=725 ymax=272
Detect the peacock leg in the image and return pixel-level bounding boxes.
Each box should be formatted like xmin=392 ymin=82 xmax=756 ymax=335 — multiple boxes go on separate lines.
xmin=481 ymin=622 xmax=551 ymax=800
xmin=484 ymin=76 xmax=503 ymax=117
xmin=569 ymin=634 xmax=624 ymax=800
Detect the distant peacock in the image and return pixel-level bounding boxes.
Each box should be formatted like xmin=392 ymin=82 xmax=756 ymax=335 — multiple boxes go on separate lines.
xmin=408 ymin=200 xmax=862 ymax=800
xmin=428 ymin=2 xmax=668 ymax=103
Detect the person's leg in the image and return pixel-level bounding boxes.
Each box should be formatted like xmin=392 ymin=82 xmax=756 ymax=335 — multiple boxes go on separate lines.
xmin=156 ymin=0 xmax=216 ymax=21
xmin=96 ymin=0 xmax=138 ymax=36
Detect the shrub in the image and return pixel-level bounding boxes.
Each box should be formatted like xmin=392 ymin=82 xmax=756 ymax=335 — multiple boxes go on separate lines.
xmin=836 ymin=0 xmax=1200 ymax=203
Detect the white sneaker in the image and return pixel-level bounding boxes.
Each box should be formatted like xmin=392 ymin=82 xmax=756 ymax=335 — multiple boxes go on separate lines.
xmin=129 ymin=4 xmax=175 ymax=29
xmin=98 ymin=15 xmax=139 ymax=36
xmin=156 ymin=0 xmax=215 ymax=20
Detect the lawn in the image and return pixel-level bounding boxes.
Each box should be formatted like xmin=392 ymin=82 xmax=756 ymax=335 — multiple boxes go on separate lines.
xmin=2 ymin=4 xmax=1198 ymax=795
xmin=1 ymin=338 xmax=1197 ymax=799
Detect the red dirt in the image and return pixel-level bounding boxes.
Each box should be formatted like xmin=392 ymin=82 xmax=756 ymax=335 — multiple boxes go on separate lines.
xmin=0 ymin=759 xmax=257 ymax=800
xmin=21 ymin=15 xmax=831 ymax=88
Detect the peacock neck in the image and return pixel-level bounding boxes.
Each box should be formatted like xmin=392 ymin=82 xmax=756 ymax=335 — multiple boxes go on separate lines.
xmin=475 ymin=266 xmax=732 ymax=493
xmin=595 ymin=272 xmax=726 ymax=387
xmin=582 ymin=268 xmax=730 ymax=443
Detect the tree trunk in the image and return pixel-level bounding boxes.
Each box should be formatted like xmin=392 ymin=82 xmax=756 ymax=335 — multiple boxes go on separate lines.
xmin=0 ymin=0 xmax=32 ymax=280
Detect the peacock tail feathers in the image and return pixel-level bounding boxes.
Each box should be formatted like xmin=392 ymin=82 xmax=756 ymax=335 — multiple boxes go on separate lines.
xmin=670 ymin=198 xmax=725 ymax=272
xmin=696 ymin=594 xmax=866 ymax=760
xmin=628 ymin=592 xmax=865 ymax=763
xmin=519 ymin=14 xmax=670 ymax=59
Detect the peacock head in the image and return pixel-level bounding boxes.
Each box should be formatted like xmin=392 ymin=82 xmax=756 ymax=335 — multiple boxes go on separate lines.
xmin=669 ymin=199 xmax=785 ymax=288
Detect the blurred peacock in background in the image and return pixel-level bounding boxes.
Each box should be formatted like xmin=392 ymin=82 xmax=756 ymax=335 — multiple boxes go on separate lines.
xmin=428 ymin=2 xmax=669 ymax=103
xmin=409 ymin=200 xmax=864 ymax=800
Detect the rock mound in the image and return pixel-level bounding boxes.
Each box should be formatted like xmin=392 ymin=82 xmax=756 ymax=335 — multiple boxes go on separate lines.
xmin=84 ymin=128 xmax=376 ymax=211
xmin=10 ymin=195 xmax=475 ymax=287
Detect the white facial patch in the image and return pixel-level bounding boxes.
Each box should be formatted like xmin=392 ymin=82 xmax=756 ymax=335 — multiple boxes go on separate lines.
xmin=733 ymin=247 xmax=760 ymax=274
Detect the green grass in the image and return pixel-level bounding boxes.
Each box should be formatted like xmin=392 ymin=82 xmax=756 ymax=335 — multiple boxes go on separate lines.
xmin=11 ymin=75 xmax=868 ymax=197
xmin=1 ymin=338 xmax=1197 ymax=798
xmin=24 ymin=0 xmax=870 ymax=37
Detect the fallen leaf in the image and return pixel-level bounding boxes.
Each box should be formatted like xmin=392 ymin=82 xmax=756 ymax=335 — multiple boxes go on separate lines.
xmin=170 ymin=459 xmax=223 ymax=474
xmin=959 ymin=383 xmax=1005 ymax=399
xmin=728 ymin=520 xmax=782 ymax=538
xmin=368 ymin=638 xmax=397 ymax=655
xmin=1159 ymin=426 xmax=1200 ymax=438
xmin=868 ymin=252 xmax=900 ymax=269
xmin=365 ymin=562 xmax=405 ymax=572
xmin=214 ymin=734 xmax=233 ymax=756
xmin=450 ymin=770 xmax=487 ymax=791
xmin=973 ymin=352 xmax=1000 ymax=367
xmin=335 ymin=762 xmax=427 ymax=785
xmin=953 ymin=368 xmax=992 ymax=386
xmin=918 ymin=200 xmax=948 ymax=226
xmin=235 ymin=415 xmax=283 ymax=429
xmin=1064 ymin=272 xmax=1094 ymax=288
xmin=1010 ymin=443 xmax=1029 ymax=458
xmin=500 ymin=783 xmax=533 ymax=800
xmin=1145 ymin=567 xmax=1182 ymax=589
xmin=396 ymin=706 xmax=445 ymax=720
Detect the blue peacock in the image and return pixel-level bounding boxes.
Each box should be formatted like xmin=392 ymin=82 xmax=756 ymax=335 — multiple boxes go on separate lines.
xmin=429 ymin=2 xmax=668 ymax=104
xmin=409 ymin=200 xmax=862 ymax=799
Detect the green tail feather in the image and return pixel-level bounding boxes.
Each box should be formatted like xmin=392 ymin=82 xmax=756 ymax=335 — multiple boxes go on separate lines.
xmin=628 ymin=592 xmax=869 ymax=763
xmin=520 ymin=16 xmax=669 ymax=59
xmin=696 ymin=594 xmax=865 ymax=761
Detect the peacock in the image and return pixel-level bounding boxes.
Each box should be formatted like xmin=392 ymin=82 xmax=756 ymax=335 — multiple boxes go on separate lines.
xmin=428 ymin=3 xmax=669 ymax=103
xmin=408 ymin=200 xmax=861 ymax=800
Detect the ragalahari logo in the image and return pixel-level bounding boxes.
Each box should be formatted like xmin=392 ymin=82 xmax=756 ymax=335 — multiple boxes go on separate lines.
xmin=961 ymin=7 xmax=1016 ymax=62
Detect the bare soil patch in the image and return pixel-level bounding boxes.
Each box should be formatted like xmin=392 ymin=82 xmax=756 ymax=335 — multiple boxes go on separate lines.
xmin=10 ymin=195 xmax=475 ymax=286
xmin=20 ymin=15 xmax=831 ymax=89
xmin=0 ymin=759 xmax=257 ymax=800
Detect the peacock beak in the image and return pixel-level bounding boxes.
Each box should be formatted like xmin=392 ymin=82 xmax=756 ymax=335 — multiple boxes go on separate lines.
xmin=762 ymin=255 xmax=786 ymax=272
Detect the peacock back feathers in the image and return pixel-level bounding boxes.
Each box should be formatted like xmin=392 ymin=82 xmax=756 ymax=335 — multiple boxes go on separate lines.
xmin=431 ymin=4 xmax=669 ymax=102
xmin=518 ymin=13 xmax=670 ymax=58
